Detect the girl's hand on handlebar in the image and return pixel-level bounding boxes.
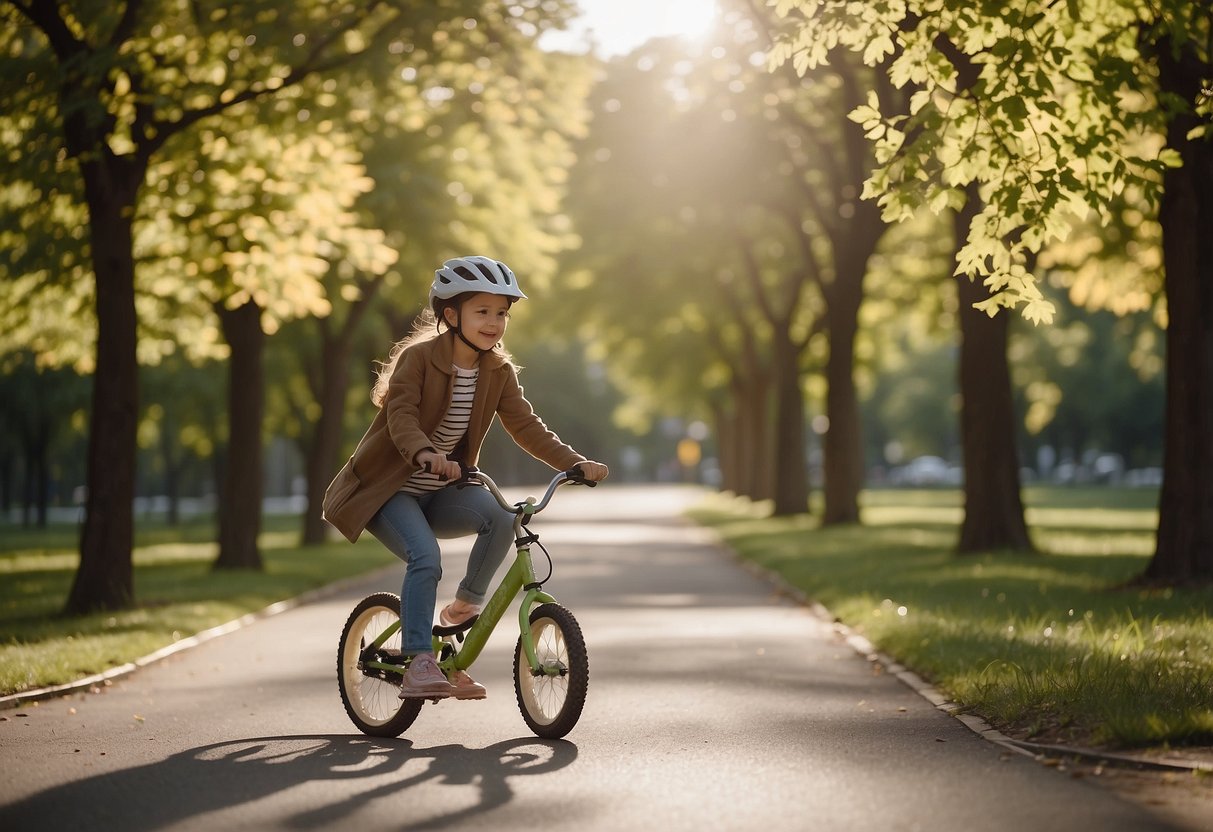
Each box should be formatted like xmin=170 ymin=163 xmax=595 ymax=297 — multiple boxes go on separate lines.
xmin=574 ymin=460 xmax=609 ymax=482
xmin=417 ymin=450 xmax=461 ymax=481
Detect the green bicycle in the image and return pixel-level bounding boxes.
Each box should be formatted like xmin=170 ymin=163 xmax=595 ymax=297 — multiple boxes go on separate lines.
xmin=337 ymin=466 xmax=595 ymax=740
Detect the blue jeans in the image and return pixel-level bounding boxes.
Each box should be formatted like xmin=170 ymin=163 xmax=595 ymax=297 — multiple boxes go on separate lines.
xmin=365 ymin=484 xmax=516 ymax=655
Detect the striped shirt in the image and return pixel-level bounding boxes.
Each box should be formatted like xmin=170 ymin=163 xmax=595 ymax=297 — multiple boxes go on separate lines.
xmin=401 ymin=365 xmax=479 ymax=495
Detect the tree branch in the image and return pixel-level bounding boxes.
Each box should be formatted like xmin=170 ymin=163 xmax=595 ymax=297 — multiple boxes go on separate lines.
xmin=736 ymin=233 xmax=780 ymax=328
xmin=109 ymin=0 xmax=143 ymax=47
xmin=834 ymin=59 xmax=872 ymax=193
xmin=776 ymin=140 xmax=835 ymax=239
xmin=140 ymin=2 xmax=400 ymax=160
xmin=707 ymin=268 xmax=769 ymax=382
xmin=10 ymin=0 xmax=86 ymax=59
xmin=777 ymin=200 xmax=827 ymax=307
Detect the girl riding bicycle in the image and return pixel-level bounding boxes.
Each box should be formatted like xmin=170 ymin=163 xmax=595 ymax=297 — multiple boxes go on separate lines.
xmin=322 ymin=256 xmax=608 ymax=701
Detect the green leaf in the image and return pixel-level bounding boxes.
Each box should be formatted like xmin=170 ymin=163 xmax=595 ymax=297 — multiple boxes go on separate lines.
xmin=1157 ymin=148 xmax=1183 ymax=168
xmin=1022 ymin=298 xmax=1056 ymax=325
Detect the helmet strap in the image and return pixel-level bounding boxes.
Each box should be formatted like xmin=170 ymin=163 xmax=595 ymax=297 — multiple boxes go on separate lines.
xmin=456 ymin=327 xmax=490 ymax=355
xmin=450 ymin=308 xmax=492 ymax=355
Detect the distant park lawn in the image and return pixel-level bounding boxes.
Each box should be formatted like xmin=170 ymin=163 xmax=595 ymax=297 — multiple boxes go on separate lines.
xmin=0 ymin=516 xmax=395 ymax=698
xmin=690 ymin=486 xmax=1213 ymax=749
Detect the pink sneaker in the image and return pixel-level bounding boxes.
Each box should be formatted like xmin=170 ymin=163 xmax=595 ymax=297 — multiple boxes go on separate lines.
xmin=448 ymin=669 xmax=487 ymax=700
xmin=439 ymin=602 xmax=480 ymax=628
xmin=398 ymin=653 xmax=455 ymax=700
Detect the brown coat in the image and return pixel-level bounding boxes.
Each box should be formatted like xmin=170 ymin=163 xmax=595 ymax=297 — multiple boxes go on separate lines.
xmin=322 ymin=330 xmax=586 ymax=542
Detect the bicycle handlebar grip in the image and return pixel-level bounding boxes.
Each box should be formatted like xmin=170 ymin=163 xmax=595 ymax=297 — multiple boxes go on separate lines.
xmin=566 ymin=467 xmax=597 ymax=487
xmin=454 ymin=463 xmax=480 ymax=488
xmin=421 ymin=460 xmax=479 ymax=486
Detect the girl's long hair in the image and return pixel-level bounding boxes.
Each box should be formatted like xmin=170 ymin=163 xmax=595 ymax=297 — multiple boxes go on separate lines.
xmin=370 ymin=295 xmax=516 ymax=408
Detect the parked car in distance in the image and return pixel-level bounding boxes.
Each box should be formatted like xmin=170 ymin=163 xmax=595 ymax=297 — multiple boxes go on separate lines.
xmin=888 ymin=455 xmax=961 ymax=487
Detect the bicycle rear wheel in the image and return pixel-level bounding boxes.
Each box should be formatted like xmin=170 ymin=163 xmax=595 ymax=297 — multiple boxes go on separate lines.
xmin=337 ymin=592 xmax=423 ymax=737
xmin=514 ymin=603 xmax=588 ymax=739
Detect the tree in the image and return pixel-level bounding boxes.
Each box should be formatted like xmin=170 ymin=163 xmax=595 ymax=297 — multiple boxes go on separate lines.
xmin=773 ymin=0 xmax=1212 ymax=583
xmin=141 ymin=116 xmax=395 ymax=569
xmin=1 ymin=0 xmax=499 ymax=611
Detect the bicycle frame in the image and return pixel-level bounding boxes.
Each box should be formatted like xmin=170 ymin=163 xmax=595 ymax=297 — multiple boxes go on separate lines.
xmin=358 ymin=468 xmax=586 ymax=680
xmin=440 ymin=518 xmax=557 ymax=675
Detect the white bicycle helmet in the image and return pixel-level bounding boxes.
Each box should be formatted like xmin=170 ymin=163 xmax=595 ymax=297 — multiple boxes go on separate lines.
xmin=430 ymin=256 xmax=527 ymax=302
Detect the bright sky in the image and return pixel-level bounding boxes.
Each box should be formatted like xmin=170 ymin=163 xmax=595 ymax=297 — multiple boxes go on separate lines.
xmin=540 ymin=0 xmax=719 ymax=58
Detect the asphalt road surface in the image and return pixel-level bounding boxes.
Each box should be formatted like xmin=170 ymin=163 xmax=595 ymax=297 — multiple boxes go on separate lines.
xmin=0 ymin=484 xmax=1186 ymax=831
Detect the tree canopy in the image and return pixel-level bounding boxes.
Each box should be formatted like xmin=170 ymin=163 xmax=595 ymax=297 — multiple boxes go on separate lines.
xmin=770 ymin=0 xmax=1208 ymax=323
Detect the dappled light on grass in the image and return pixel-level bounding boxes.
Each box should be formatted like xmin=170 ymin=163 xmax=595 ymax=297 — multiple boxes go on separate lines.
xmin=690 ymin=487 xmax=1213 ymax=748
xmin=1027 ymin=506 xmax=1159 ymax=533
xmin=1033 ymin=527 xmax=1155 ymax=558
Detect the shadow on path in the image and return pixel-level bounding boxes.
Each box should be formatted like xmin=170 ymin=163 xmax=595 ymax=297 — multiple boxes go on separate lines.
xmin=1 ymin=735 xmax=577 ymax=830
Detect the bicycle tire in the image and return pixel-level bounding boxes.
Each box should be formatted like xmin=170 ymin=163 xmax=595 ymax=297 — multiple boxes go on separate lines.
xmin=337 ymin=592 xmax=423 ymax=737
xmin=514 ymin=603 xmax=588 ymax=739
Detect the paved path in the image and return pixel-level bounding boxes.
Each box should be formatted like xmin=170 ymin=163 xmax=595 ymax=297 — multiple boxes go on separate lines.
xmin=0 ymin=484 xmax=1185 ymax=830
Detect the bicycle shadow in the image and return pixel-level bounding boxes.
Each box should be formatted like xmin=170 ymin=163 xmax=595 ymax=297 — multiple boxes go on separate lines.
xmin=0 ymin=735 xmax=578 ymax=831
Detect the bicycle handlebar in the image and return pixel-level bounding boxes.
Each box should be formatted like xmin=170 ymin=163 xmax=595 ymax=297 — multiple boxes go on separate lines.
xmin=454 ymin=464 xmax=594 ymax=515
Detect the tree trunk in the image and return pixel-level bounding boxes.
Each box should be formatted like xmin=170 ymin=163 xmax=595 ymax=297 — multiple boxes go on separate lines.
xmin=1145 ymin=42 xmax=1213 ymax=585
xmin=0 ymin=452 xmax=12 ymax=515
xmin=213 ymin=300 xmax=266 ymax=571
xmin=65 ymin=155 xmax=143 ymax=614
xmin=821 ymin=312 xmax=863 ymax=524
xmin=712 ymin=402 xmax=740 ymax=494
xmin=160 ymin=409 xmax=181 ymax=526
xmin=32 ymin=426 xmax=49 ymax=528
xmin=20 ymin=424 xmax=34 ymax=528
xmin=820 ymin=201 xmax=882 ymax=525
xmin=771 ymin=335 xmax=808 ymax=515
xmin=712 ymin=377 xmax=766 ymax=499
xmin=708 ymin=329 xmax=773 ymax=501
xmin=16 ymin=388 xmax=49 ymax=526
xmin=300 ymin=281 xmax=380 ymax=545
xmin=301 ymin=328 xmax=353 ymax=545
xmin=737 ymin=371 xmax=774 ymax=501
xmin=955 ymin=187 xmax=1033 ymax=554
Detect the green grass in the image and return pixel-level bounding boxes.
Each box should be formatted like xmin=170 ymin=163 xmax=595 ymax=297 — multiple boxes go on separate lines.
xmin=690 ymin=486 xmax=1213 ymax=750
xmin=0 ymin=516 xmax=396 ymax=697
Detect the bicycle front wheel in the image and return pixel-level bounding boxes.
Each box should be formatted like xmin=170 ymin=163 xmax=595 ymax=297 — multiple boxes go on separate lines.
xmin=514 ymin=603 xmax=588 ymax=739
xmin=337 ymin=592 xmax=423 ymax=737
